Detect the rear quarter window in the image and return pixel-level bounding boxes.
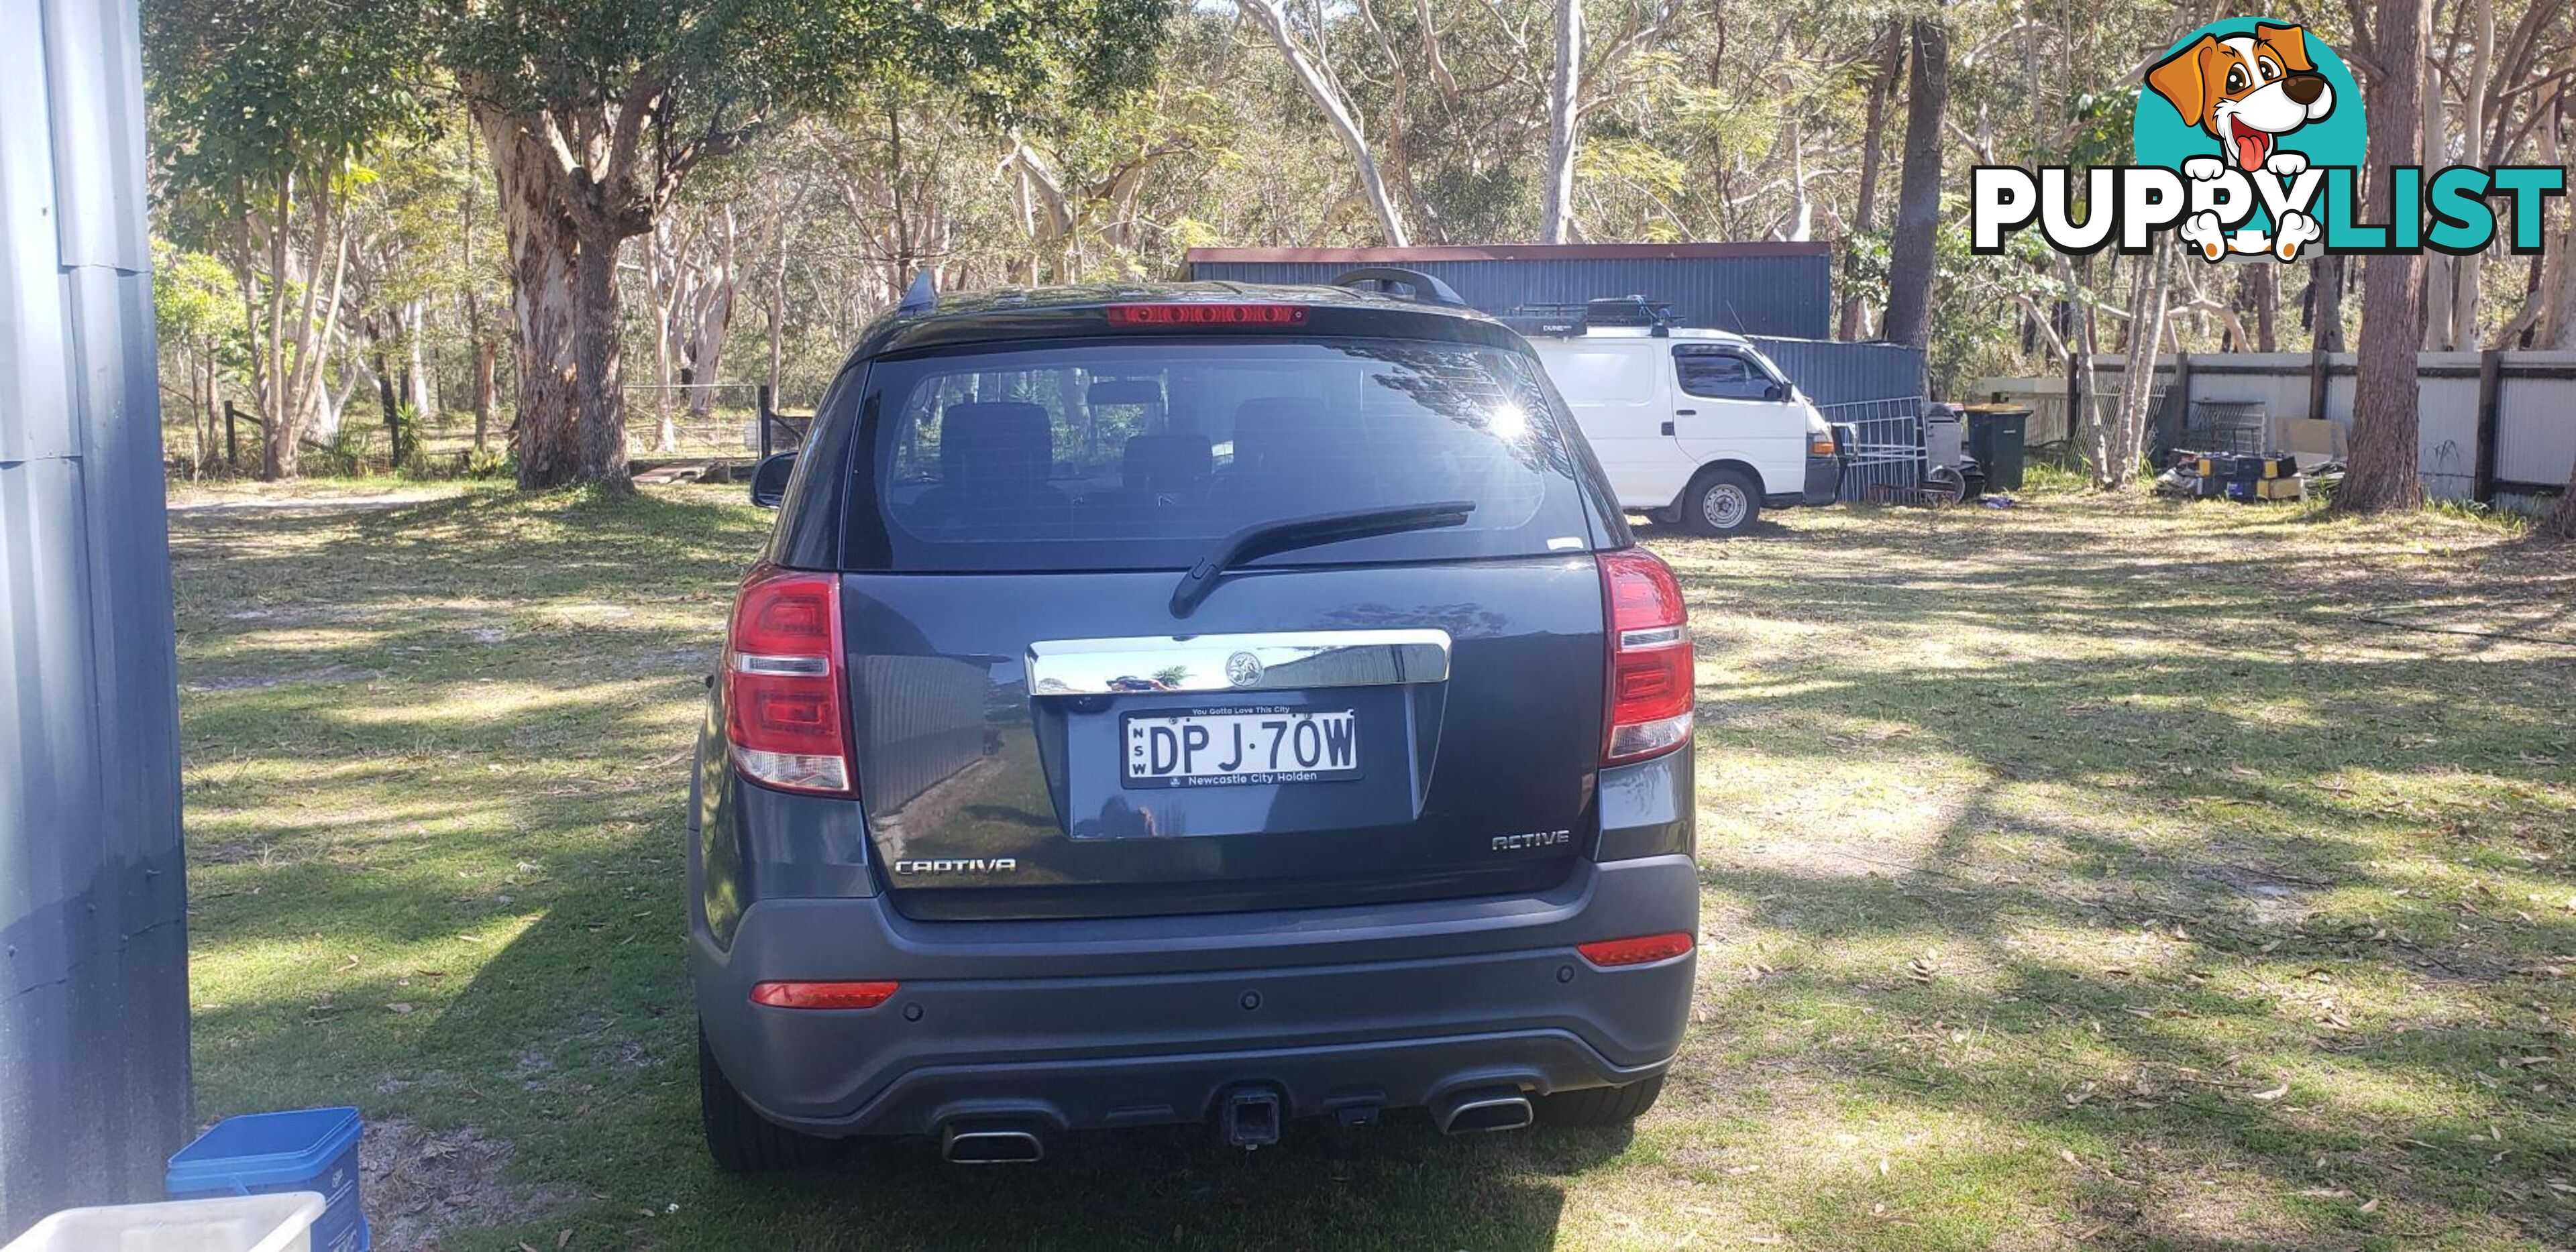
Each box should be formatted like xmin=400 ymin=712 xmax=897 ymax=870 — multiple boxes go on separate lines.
xmin=845 ymin=337 xmax=1597 ymax=572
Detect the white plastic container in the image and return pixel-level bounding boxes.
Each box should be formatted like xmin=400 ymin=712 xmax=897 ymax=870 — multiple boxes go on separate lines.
xmin=2 ymin=1192 xmax=326 ymax=1252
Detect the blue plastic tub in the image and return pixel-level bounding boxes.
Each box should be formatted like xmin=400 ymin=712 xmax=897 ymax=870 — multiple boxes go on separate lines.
xmin=166 ymin=1106 xmax=370 ymax=1252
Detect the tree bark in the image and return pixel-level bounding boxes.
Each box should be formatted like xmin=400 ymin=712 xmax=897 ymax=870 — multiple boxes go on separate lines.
xmin=478 ymin=106 xmax=584 ymax=490
xmin=1540 ymin=0 xmax=1582 ymax=243
xmin=1882 ymin=17 xmax=1948 ymax=351
xmin=2096 ymin=240 xmax=2174 ymax=489
xmin=574 ymin=221 xmax=633 ymax=490
xmin=2449 ymin=0 xmax=2494 ymax=349
xmin=472 ymin=339 xmax=496 ymax=453
xmin=2310 ymin=251 xmax=2349 ymax=351
xmin=464 ymin=123 xmax=494 ymax=454
xmin=2252 ymin=266 xmax=2277 ymax=352
xmin=2546 ymin=467 xmax=2576 ymax=538
xmin=1840 ymin=22 xmax=1903 ymax=340
xmin=2340 ymin=0 xmax=2433 ymax=514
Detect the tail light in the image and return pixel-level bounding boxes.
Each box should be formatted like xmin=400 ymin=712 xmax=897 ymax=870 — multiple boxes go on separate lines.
xmin=1578 ymin=932 xmax=1695 ymax=968
xmin=750 ymin=980 xmax=899 ymax=1010
xmin=723 ymin=564 xmax=853 ymax=794
xmin=1104 ymin=303 xmax=1308 ymax=327
xmin=1598 ymin=549 xmax=1693 ymax=764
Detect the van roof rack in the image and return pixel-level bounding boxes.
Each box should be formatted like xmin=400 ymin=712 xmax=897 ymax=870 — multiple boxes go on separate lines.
xmin=1330 ymin=267 xmax=1467 ymax=307
xmin=1501 ymin=295 xmax=1676 ymax=338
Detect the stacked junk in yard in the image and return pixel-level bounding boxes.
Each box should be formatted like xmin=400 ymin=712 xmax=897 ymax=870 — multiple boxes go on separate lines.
xmin=1185 ymin=245 xmax=1996 ymax=504
xmin=1977 ymin=351 xmax=2576 ymax=514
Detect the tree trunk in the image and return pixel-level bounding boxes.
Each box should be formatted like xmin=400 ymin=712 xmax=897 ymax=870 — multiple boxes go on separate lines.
xmin=2546 ymin=467 xmax=2576 ymax=538
xmin=478 ymin=106 xmax=584 ymax=490
xmin=1840 ymin=22 xmax=1903 ymax=340
xmin=574 ymin=222 xmax=633 ymax=491
xmin=464 ymin=122 xmax=494 ymax=454
xmin=2340 ymin=0 xmax=2433 ymax=514
xmin=2311 ymin=251 xmax=2349 ymax=351
xmin=472 ymin=339 xmax=496 ymax=453
xmin=2096 ymin=241 xmax=2173 ymax=489
xmin=1540 ymin=0 xmax=1582 ymax=243
xmin=2420 ymin=60 xmax=2454 ymax=350
xmin=1882 ymin=17 xmax=1947 ymax=350
xmin=2253 ymin=266 xmax=2277 ymax=352
xmin=371 ymin=331 xmax=401 ymax=462
xmin=2450 ymin=0 xmax=2493 ymax=349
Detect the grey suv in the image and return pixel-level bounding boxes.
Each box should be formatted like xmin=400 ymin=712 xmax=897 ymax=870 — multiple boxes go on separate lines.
xmin=690 ymin=271 xmax=1698 ymax=1168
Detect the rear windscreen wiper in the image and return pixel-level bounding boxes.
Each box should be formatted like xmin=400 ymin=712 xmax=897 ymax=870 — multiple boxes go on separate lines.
xmin=1169 ymin=500 xmax=1477 ymax=618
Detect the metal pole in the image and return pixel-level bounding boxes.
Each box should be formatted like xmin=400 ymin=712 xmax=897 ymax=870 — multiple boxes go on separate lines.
xmin=224 ymin=399 xmax=238 ymax=471
xmin=757 ymin=384 xmax=773 ymax=460
xmin=0 ymin=0 xmax=192 ymax=1236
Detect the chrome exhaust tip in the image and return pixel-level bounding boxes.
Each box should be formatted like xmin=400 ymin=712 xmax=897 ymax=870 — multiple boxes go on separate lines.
xmin=941 ymin=1124 xmax=1045 ymax=1163
xmin=1435 ymin=1088 xmax=1535 ymax=1135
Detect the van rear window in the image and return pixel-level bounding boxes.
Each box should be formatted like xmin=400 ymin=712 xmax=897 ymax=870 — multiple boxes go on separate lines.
xmin=851 ymin=339 xmax=1594 ymax=572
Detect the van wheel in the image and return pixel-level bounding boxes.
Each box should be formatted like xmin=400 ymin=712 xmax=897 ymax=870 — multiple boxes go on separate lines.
xmin=1681 ymin=468 xmax=1760 ymax=536
xmin=700 ymin=1025 xmax=838 ymax=1172
xmin=1538 ymin=1074 xmax=1666 ymax=1127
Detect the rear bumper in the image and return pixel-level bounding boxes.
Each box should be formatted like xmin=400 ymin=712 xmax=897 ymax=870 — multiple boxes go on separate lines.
xmin=692 ymin=853 xmax=1699 ymax=1137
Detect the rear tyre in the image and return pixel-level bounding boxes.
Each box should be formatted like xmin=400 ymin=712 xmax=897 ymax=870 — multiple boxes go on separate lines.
xmin=1537 ymin=1074 xmax=1666 ymax=1127
xmin=1680 ymin=468 xmax=1760 ymax=537
xmin=699 ymin=1025 xmax=838 ymax=1172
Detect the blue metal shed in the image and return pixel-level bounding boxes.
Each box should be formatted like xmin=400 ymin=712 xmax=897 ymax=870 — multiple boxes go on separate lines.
xmin=1186 ymin=243 xmax=1835 ymax=341
xmin=1 ymin=0 xmax=192 ymax=1237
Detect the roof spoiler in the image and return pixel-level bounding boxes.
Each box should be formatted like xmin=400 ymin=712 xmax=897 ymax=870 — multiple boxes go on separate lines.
xmin=1330 ymin=267 xmax=1466 ymax=308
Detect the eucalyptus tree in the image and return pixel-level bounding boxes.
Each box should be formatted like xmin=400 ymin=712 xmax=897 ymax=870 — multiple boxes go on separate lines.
xmin=445 ymin=0 xmax=1169 ymax=490
xmin=2337 ymin=0 xmax=2436 ymax=513
xmin=144 ymin=0 xmax=436 ymax=478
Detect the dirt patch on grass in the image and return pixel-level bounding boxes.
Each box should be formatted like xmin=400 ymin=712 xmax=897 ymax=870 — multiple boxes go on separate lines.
xmin=360 ymin=1118 xmax=574 ymax=1251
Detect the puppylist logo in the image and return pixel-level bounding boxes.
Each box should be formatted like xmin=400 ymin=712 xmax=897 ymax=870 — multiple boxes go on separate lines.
xmin=1974 ymin=18 xmax=2563 ymax=264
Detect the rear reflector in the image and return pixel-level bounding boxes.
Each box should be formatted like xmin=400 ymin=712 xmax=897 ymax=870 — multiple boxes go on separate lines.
xmin=1577 ymin=933 xmax=1695 ymax=968
xmin=749 ymin=980 xmax=900 ymax=1011
xmin=724 ymin=565 xmax=854 ymax=795
xmin=1104 ymin=303 xmax=1308 ymax=328
xmin=1597 ymin=549 xmax=1694 ymax=764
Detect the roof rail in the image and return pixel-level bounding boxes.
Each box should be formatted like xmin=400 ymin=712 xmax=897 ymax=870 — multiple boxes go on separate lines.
xmin=1503 ymin=295 xmax=1675 ymax=338
xmin=1330 ymin=267 xmax=1466 ymax=307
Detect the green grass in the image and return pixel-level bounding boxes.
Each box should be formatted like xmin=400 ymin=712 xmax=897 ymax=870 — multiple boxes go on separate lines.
xmin=169 ymin=481 xmax=2576 ymax=1249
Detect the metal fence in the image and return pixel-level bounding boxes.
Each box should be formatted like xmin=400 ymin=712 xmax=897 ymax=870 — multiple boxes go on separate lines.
xmin=1823 ymin=398 xmax=1926 ymax=501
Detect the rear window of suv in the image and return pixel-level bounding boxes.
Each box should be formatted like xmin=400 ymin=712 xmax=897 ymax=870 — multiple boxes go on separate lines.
xmin=849 ymin=337 xmax=1596 ymax=571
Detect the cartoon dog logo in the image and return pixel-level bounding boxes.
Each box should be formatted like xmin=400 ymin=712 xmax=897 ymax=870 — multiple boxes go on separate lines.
xmin=2145 ymin=23 xmax=2339 ymax=262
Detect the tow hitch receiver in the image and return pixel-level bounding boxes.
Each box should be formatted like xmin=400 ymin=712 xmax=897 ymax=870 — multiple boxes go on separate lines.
xmin=1219 ymin=1085 xmax=1283 ymax=1149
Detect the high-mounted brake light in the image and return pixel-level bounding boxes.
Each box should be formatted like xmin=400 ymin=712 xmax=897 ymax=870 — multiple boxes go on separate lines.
xmin=723 ymin=565 xmax=853 ymax=795
xmin=749 ymin=980 xmax=900 ymax=1011
xmin=1104 ymin=303 xmax=1308 ymax=328
xmin=1577 ymin=933 xmax=1695 ymax=968
xmin=1597 ymin=549 xmax=1693 ymax=764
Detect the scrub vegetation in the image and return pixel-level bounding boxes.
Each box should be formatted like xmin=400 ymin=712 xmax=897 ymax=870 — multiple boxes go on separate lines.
xmin=172 ymin=481 xmax=2575 ymax=1250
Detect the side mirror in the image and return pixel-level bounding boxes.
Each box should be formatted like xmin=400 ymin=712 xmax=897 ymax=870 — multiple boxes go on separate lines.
xmin=749 ymin=452 xmax=796 ymax=509
xmin=1762 ymin=383 xmax=1788 ymax=403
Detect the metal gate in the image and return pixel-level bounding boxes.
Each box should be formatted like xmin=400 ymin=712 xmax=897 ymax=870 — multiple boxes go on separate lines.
xmin=1821 ymin=398 xmax=1926 ymax=501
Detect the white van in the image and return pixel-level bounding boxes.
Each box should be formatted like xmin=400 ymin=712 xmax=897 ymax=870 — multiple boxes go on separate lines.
xmin=1522 ymin=315 xmax=1842 ymax=536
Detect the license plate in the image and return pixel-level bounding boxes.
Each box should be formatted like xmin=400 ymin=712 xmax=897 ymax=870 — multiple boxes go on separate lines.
xmin=1122 ymin=707 xmax=1360 ymax=789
